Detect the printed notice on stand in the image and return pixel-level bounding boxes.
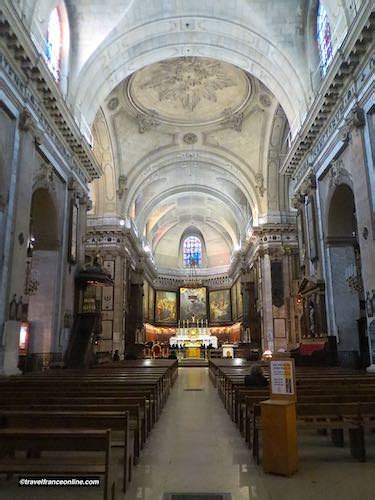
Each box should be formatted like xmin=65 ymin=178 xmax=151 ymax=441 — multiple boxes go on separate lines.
xmin=270 ymin=359 xmax=296 ymax=400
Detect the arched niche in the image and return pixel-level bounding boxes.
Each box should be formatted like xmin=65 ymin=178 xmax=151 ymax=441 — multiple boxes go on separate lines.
xmin=326 ymin=183 xmax=363 ymax=358
xmin=27 ymin=188 xmax=61 ymax=357
xmin=30 ymin=188 xmax=59 ymax=251
xmin=327 ymin=183 xmax=356 ymax=241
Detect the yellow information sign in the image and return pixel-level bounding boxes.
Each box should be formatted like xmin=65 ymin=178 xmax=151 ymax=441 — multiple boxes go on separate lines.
xmin=270 ymin=358 xmax=296 ymax=401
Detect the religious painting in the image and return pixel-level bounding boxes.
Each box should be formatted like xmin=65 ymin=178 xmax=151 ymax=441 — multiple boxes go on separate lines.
xmin=143 ymin=281 xmax=149 ymax=321
xmin=209 ymin=289 xmax=231 ymax=324
xmin=155 ymin=291 xmax=177 ymax=323
xmin=149 ymin=286 xmax=155 ymax=322
xmin=231 ymin=284 xmax=237 ymax=320
xmin=236 ymin=280 xmax=243 ymax=318
xmin=179 ymin=287 xmax=207 ymax=321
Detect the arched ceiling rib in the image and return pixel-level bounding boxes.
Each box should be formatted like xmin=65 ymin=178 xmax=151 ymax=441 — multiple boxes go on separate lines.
xmin=90 ymin=54 xmax=291 ymax=269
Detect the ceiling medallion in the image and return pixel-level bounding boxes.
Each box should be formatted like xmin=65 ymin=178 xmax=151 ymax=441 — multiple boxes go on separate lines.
xmin=259 ymin=94 xmax=272 ymax=108
xmin=107 ymin=97 xmax=119 ymax=111
xmin=140 ymin=57 xmax=236 ymax=111
xmin=127 ymin=57 xmax=251 ymax=127
xmin=183 ymin=133 xmax=198 ymax=144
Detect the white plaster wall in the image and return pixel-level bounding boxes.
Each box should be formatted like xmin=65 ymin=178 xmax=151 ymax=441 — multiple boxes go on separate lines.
xmin=27 ymin=251 xmax=59 ymax=353
xmin=330 ymin=246 xmax=360 ymax=351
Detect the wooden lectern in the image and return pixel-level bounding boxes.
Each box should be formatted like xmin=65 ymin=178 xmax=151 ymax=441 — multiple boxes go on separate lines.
xmin=261 ymin=358 xmax=298 ymax=476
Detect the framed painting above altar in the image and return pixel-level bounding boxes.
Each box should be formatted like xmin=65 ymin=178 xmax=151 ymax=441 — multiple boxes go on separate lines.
xmin=179 ymin=287 xmax=207 ymax=321
xmin=209 ymin=289 xmax=231 ymax=324
xmin=155 ymin=290 xmax=177 ymax=324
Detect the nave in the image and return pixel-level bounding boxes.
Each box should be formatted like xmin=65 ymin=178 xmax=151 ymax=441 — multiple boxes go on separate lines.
xmin=124 ymin=368 xmax=375 ymax=500
xmin=0 ymin=365 xmax=375 ymax=500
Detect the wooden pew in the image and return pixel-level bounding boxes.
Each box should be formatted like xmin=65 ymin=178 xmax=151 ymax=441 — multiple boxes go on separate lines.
xmin=0 ymin=358 xmax=178 ymax=494
xmin=0 ymin=428 xmax=115 ymax=500
xmin=0 ymin=410 xmax=132 ymax=493
xmin=210 ymin=359 xmax=375 ymax=465
xmin=0 ymin=400 xmax=143 ymax=465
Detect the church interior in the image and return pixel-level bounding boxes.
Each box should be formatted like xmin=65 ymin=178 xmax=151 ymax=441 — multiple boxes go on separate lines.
xmin=0 ymin=0 xmax=374 ymax=499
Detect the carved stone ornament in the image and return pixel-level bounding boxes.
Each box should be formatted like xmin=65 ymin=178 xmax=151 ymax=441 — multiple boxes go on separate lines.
xmin=291 ymin=192 xmax=305 ymax=209
xmin=138 ymin=57 xmax=237 ymax=112
xmin=348 ymin=106 xmax=365 ymax=129
xmin=136 ymin=112 xmax=160 ymax=134
xmin=68 ymin=177 xmax=77 ymax=192
xmin=259 ymin=94 xmax=272 ymax=107
xmin=255 ymin=172 xmax=266 ymax=197
xmin=329 ymin=159 xmax=352 ymax=188
xmin=107 ymin=97 xmax=119 ymax=111
xmin=338 ymin=124 xmax=351 ymax=144
xmin=222 ymin=109 xmax=244 ymax=132
xmin=78 ymin=192 xmax=88 ymax=205
xmin=183 ymin=133 xmax=198 ymax=144
xmin=300 ymin=173 xmax=317 ymax=195
xmin=18 ymin=109 xmax=34 ymax=132
xmin=33 ymin=161 xmax=55 ymax=191
xmin=86 ymin=198 xmax=93 ymax=212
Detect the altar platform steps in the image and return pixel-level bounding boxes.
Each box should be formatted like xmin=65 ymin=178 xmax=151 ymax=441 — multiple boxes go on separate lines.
xmin=178 ymin=359 xmax=209 ymax=367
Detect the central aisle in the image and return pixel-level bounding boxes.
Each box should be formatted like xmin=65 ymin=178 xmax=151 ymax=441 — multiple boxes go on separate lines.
xmin=124 ymin=367 xmax=261 ymax=500
xmin=123 ymin=367 xmax=375 ymax=500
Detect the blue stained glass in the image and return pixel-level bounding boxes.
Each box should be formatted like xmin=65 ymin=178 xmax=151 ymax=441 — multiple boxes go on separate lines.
xmin=317 ymin=2 xmax=333 ymax=76
xmin=46 ymin=8 xmax=62 ymax=81
xmin=183 ymin=236 xmax=202 ymax=267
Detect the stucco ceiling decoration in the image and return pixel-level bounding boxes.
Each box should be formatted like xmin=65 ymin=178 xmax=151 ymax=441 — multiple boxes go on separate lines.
xmin=126 ymin=57 xmax=252 ymax=127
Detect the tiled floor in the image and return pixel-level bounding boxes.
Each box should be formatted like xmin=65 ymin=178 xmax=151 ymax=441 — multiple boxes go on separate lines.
xmin=1 ymin=367 xmax=374 ymax=500
xmin=124 ymin=367 xmax=375 ymax=500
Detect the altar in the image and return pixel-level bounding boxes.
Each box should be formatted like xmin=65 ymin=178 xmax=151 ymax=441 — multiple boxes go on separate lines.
xmin=169 ymin=326 xmax=218 ymax=350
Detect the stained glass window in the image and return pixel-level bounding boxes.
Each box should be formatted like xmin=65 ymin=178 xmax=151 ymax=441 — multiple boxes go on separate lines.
xmin=46 ymin=8 xmax=62 ymax=81
xmin=317 ymin=2 xmax=333 ymax=76
xmin=183 ymin=236 xmax=202 ymax=267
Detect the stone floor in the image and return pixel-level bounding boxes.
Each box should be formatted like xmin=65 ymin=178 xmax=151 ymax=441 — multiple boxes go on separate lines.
xmin=1 ymin=367 xmax=375 ymax=500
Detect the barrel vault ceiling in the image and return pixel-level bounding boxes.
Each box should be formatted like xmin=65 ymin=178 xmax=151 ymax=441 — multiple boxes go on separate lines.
xmin=90 ymin=56 xmax=290 ymax=270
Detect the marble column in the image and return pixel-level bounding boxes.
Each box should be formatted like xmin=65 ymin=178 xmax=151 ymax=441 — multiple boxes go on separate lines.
xmin=260 ymin=252 xmax=274 ymax=351
xmin=126 ymin=269 xmax=144 ymax=352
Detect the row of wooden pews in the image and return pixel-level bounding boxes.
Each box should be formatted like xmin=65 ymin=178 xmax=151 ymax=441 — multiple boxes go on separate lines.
xmin=0 ymin=359 xmax=178 ymax=499
xmin=209 ymin=359 xmax=375 ymax=464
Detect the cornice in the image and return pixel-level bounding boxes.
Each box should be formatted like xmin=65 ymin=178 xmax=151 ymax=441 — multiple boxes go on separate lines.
xmin=240 ymin=223 xmax=298 ymax=263
xmin=281 ymin=5 xmax=374 ymax=178
xmin=0 ymin=4 xmax=102 ymax=182
xmin=85 ymin=223 xmax=157 ymax=279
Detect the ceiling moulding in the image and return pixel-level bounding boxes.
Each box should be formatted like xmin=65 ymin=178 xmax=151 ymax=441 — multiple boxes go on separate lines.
xmin=0 ymin=4 xmax=102 ymax=183
xmin=85 ymin=225 xmax=157 ymax=279
xmin=280 ymin=4 xmax=374 ymax=179
xmin=124 ymin=57 xmax=253 ymax=130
